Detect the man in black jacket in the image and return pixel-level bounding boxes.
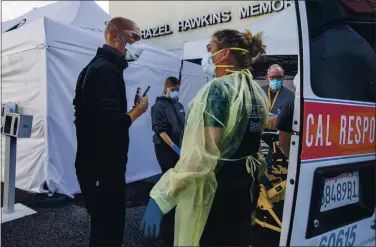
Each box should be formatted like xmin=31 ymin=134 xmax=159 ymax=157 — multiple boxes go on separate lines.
xmin=73 ymin=17 xmax=148 ymax=246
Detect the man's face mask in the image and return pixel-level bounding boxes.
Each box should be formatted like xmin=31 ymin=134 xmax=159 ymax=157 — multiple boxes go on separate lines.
xmin=268 ymin=73 xmax=283 ymax=90
xmin=269 ymin=79 xmax=282 ymax=90
xmin=119 ymin=35 xmax=143 ymax=62
xmin=108 ymin=23 xmax=143 ymax=62
xmin=201 ymin=48 xmax=249 ymax=78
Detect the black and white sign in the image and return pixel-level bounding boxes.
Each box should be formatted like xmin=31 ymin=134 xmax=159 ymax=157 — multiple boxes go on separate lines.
xmin=141 ymin=24 xmax=173 ymax=39
xmin=178 ymin=11 xmax=231 ymax=32
xmin=141 ymin=1 xmax=293 ymax=39
xmin=239 ymin=0 xmax=293 ymax=19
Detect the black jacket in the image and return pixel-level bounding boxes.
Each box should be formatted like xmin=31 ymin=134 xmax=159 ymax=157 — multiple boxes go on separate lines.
xmin=151 ymin=96 xmax=185 ymax=146
xmin=73 ymin=45 xmax=131 ymax=177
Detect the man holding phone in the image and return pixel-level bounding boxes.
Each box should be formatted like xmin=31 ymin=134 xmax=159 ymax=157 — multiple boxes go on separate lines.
xmin=73 ymin=17 xmax=148 ymax=246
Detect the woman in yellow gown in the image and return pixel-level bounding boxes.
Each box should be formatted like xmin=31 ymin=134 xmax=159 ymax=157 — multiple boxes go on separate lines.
xmin=141 ymin=29 xmax=269 ymax=246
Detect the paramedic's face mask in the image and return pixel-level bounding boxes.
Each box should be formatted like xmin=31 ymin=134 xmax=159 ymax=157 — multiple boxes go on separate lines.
xmin=201 ymin=47 xmax=249 ymax=78
xmin=267 ymin=68 xmax=284 ymax=91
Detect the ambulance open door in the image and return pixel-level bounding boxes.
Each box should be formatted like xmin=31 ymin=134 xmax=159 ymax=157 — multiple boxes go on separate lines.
xmin=280 ymin=1 xmax=376 ymax=246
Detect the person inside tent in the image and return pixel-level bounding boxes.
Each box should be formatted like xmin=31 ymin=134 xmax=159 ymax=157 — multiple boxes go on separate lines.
xmin=151 ymin=76 xmax=185 ymax=245
xmin=73 ymin=17 xmax=148 ymax=246
xmin=140 ymin=29 xmax=269 ymax=246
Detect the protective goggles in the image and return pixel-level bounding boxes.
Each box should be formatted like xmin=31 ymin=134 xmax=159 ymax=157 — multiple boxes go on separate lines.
xmin=107 ymin=22 xmax=141 ymax=42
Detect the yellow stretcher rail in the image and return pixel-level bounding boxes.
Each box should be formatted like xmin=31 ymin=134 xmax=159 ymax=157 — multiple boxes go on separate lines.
xmin=256 ymin=133 xmax=289 ymax=232
xmin=255 ymin=180 xmax=287 ymax=232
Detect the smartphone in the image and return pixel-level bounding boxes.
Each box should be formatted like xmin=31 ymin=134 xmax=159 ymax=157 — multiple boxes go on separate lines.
xmin=142 ymin=86 xmax=151 ymax=97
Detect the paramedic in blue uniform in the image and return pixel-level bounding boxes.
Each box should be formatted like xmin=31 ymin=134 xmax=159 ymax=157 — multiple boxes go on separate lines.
xmin=151 ymin=76 xmax=185 ymax=246
xmin=73 ymin=17 xmax=148 ymax=246
xmin=262 ymin=64 xmax=294 ymax=129
xmin=262 ymin=64 xmax=294 ymax=168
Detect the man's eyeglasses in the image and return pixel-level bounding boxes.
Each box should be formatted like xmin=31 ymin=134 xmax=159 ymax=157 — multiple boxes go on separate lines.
xmin=107 ymin=22 xmax=141 ymax=42
xmin=268 ymin=76 xmax=283 ymax=80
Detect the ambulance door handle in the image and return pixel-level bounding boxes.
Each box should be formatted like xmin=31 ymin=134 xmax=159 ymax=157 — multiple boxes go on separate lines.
xmin=371 ymin=220 xmax=376 ymax=230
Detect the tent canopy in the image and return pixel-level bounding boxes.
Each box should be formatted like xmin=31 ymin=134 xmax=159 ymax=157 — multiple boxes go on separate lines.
xmin=182 ymin=4 xmax=299 ymax=60
xmin=1 ymin=2 xmax=207 ymax=197
xmin=2 ymin=1 xmax=109 ymax=33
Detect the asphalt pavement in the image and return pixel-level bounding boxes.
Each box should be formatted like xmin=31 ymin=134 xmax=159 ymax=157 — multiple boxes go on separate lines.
xmin=1 ymin=181 xmax=163 ymax=247
xmin=1 ymin=181 xmax=279 ymax=247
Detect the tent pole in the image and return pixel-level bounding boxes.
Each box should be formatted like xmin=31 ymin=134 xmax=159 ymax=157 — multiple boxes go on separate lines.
xmin=178 ymin=59 xmax=184 ymax=82
xmin=3 ymin=135 xmax=17 ymax=214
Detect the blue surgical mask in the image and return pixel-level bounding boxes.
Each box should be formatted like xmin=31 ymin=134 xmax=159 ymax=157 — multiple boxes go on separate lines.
xmin=269 ymin=79 xmax=282 ymax=90
xmin=169 ymin=91 xmax=179 ymax=100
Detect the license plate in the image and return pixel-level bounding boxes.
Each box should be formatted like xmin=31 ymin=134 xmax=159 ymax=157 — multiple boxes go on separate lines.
xmin=320 ymin=171 xmax=360 ymax=212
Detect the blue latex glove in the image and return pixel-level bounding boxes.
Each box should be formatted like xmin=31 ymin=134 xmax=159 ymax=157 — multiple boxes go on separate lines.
xmin=171 ymin=144 xmax=181 ymax=156
xmin=140 ymin=198 xmax=163 ymax=238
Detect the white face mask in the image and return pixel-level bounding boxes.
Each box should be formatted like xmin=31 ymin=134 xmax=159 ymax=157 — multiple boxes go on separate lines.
xmin=125 ymin=41 xmax=143 ymax=62
xmin=201 ymin=52 xmax=216 ymax=77
xmin=118 ymin=34 xmax=143 ymax=62
xmin=201 ymin=48 xmax=250 ymax=78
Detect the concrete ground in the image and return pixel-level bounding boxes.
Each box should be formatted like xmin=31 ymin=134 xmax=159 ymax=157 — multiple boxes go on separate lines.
xmin=1 ymin=181 xmax=279 ymax=247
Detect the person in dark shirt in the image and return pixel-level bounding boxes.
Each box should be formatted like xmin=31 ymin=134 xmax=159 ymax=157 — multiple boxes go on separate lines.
xmin=262 ymin=64 xmax=294 ymax=130
xmin=151 ymin=76 xmax=185 ymax=246
xmin=276 ymin=98 xmax=295 ymax=157
xmin=73 ymin=17 xmax=148 ymax=246
xmin=152 ymin=77 xmax=185 ymax=172
xmin=262 ymin=64 xmax=294 ymax=168
xmin=276 ymin=71 xmax=299 ymax=157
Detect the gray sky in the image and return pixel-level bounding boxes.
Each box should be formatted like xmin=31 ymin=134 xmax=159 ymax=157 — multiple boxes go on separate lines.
xmin=1 ymin=1 xmax=109 ymax=22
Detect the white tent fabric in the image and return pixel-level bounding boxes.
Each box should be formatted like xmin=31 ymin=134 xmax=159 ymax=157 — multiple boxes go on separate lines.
xmin=1 ymin=1 xmax=109 ymax=33
xmin=182 ymin=3 xmax=298 ymax=60
xmin=1 ymin=2 xmax=207 ymax=197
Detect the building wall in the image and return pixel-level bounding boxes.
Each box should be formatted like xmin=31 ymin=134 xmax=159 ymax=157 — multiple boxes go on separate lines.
xmin=110 ymin=1 xmax=293 ymax=52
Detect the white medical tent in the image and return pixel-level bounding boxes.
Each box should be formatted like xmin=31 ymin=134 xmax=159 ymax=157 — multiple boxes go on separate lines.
xmin=1 ymin=1 xmax=207 ymax=197
xmin=1 ymin=1 xmax=109 ymax=33
xmin=182 ymin=3 xmax=299 ymax=60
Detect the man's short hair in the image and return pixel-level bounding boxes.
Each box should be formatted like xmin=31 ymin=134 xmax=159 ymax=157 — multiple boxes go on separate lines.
xmin=267 ymin=64 xmax=285 ymax=76
xmin=104 ymin=17 xmax=136 ymax=39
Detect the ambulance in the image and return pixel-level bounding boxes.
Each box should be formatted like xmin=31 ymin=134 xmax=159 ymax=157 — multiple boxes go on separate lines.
xmin=180 ymin=0 xmax=376 ymax=246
